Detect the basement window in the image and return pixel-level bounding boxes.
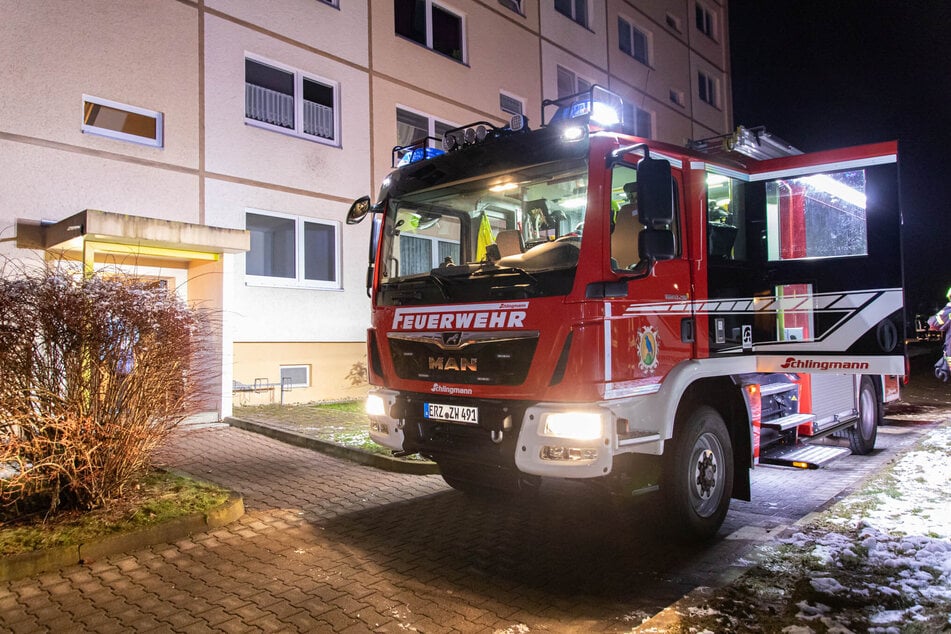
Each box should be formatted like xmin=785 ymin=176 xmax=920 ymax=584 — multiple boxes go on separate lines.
xmin=82 ymin=95 xmax=163 ymax=147
xmin=280 ymin=365 xmax=311 ymax=388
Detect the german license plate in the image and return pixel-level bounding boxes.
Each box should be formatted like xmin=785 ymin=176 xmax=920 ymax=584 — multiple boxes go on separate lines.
xmin=424 ymin=402 xmax=478 ymax=424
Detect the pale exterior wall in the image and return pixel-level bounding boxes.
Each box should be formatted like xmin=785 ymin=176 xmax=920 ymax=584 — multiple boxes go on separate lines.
xmin=689 ymin=49 xmax=730 ymax=137
xmin=203 ymin=15 xmax=372 ymax=196
xmin=539 ymin=1 xmax=609 ymax=70
xmin=232 ymin=341 xmax=368 ymax=405
xmin=0 ymin=0 xmax=199 ymax=171
xmin=205 ymin=0 xmax=370 ymax=68
xmin=203 ymin=179 xmax=372 ymax=344
xmin=372 ymin=0 xmax=542 ymax=121
xmin=0 ymin=140 xmax=201 ymax=262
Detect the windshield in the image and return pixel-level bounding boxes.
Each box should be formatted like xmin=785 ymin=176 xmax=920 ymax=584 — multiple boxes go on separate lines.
xmin=377 ymin=158 xmax=588 ymax=305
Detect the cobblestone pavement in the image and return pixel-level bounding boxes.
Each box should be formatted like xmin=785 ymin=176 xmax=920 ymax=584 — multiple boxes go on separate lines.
xmin=1 ymin=407 xmax=942 ymax=633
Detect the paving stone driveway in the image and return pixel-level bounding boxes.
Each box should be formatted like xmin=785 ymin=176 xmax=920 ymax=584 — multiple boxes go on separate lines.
xmin=0 ymin=416 xmax=937 ymax=633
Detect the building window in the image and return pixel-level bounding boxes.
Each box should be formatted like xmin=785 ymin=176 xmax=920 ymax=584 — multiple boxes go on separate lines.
xmin=499 ymin=92 xmax=524 ymax=116
xmin=394 ymin=0 xmax=466 ymax=62
xmin=245 ymin=210 xmax=340 ymax=289
xmin=618 ymin=17 xmax=649 ymax=65
xmin=318 ymin=0 xmax=338 ymax=6
xmin=499 ymin=0 xmax=523 ymax=14
xmin=81 ymin=95 xmax=163 ymax=147
xmin=665 ymin=13 xmax=682 ymax=33
xmin=698 ymin=71 xmax=718 ymax=107
xmin=280 ymin=365 xmax=311 ymax=388
xmin=695 ymin=2 xmax=716 ymax=40
xmin=556 ymin=65 xmax=591 ymax=98
xmin=623 ymin=103 xmax=652 ymax=138
xmin=397 ymin=108 xmax=454 ymax=150
xmin=554 ymin=0 xmax=587 ymax=27
xmin=669 ymin=89 xmax=685 ymax=107
xmin=245 ymin=57 xmax=339 ymax=145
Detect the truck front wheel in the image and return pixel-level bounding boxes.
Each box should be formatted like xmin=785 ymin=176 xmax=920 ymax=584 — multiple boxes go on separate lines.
xmin=663 ymin=407 xmax=734 ymax=540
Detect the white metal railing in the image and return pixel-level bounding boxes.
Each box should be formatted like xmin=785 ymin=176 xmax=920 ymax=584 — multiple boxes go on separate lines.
xmin=303 ymin=100 xmax=334 ymax=139
xmin=245 ymin=83 xmax=334 ymax=140
xmin=245 ymin=83 xmax=293 ymax=128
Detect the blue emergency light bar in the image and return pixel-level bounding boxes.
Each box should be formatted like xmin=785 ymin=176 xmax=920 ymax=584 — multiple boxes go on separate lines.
xmin=545 ymin=85 xmax=627 ymax=129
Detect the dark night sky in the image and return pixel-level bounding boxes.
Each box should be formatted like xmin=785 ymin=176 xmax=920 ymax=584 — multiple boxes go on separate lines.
xmin=728 ymin=0 xmax=951 ymax=318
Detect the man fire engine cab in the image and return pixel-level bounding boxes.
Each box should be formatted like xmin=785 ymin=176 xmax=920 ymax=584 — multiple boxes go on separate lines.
xmin=347 ymin=87 xmax=904 ymax=540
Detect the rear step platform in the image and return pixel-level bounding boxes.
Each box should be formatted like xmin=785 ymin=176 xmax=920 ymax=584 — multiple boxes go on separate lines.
xmin=759 ymin=443 xmax=852 ymax=469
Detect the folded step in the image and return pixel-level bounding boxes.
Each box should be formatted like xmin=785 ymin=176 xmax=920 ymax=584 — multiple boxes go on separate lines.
xmin=762 ymin=412 xmax=815 ymax=431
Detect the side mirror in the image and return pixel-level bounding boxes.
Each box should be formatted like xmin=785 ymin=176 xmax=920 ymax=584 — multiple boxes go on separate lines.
xmin=346 ymin=196 xmax=372 ymax=225
xmin=637 ymin=157 xmax=673 ymax=228
xmin=638 ymin=228 xmax=676 ymax=261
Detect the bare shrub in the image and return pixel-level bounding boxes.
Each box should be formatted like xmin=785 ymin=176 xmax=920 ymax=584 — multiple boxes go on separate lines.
xmin=0 ymin=262 xmax=210 ymax=516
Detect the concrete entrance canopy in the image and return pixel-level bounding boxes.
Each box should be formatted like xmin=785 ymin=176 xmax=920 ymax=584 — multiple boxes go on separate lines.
xmin=16 ymin=209 xmax=250 ymax=268
xmin=15 ymin=209 xmax=250 ymax=422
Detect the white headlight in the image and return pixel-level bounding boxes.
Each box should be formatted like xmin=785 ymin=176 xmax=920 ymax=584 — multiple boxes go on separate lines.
xmin=365 ymin=394 xmax=386 ymax=417
xmin=544 ymin=412 xmax=604 ymax=440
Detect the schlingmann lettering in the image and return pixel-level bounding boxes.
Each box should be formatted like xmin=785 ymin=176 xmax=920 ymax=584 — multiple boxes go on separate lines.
xmin=431 ymin=383 xmax=473 ymax=396
xmin=780 ymin=357 xmax=870 ymax=371
xmin=393 ymin=310 xmax=526 ymax=330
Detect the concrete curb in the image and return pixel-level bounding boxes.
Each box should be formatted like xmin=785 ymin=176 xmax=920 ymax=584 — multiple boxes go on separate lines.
xmin=0 ymin=491 xmax=244 ymax=583
xmin=226 ymin=417 xmax=441 ymax=476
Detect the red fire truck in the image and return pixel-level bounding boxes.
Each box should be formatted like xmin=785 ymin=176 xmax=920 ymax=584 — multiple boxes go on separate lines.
xmin=346 ymin=87 xmax=904 ymax=539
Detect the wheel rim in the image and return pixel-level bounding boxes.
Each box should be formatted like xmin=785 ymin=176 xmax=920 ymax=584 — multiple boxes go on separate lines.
xmin=688 ymin=431 xmax=726 ymax=518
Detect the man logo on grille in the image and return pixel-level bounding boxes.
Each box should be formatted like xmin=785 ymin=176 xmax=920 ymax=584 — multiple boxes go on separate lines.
xmin=442 ymin=332 xmax=463 ymax=347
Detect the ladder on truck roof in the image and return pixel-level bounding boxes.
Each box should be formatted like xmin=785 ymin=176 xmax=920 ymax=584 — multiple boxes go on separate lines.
xmin=688 ymin=125 xmax=803 ymax=162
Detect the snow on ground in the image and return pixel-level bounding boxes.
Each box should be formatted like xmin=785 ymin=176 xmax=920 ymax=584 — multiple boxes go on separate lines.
xmin=647 ymin=423 xmax=951 ymax=633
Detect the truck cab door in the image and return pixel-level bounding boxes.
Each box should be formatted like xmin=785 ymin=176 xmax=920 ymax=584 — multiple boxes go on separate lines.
xmin=704 ymin=141 xmax=903 ymax=375
xmin=601 ymin=158 xmax=695 ymax=394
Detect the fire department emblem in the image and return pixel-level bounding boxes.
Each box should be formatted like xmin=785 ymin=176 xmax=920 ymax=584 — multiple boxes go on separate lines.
xmin=637 ymin=325 xmax=660 ymax=373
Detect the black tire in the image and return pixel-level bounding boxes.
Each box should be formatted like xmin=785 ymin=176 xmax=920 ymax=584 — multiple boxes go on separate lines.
xmin=848 ymin=376 xmax=880 ymax=455
xmin=662 ymin=407 xmax=734 ymax=540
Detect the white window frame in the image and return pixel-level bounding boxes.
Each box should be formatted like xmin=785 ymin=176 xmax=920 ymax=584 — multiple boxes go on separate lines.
xmin=498 ymin=0 xmax=523 ymax=15
xmin=665 ymin=13 xmax=683 ymax=33
xmin=555 ymin=0 xmax=589 ymax=27
xmin=81 ymin=95 xmax=163 ymax=148
xmin=556 ymin=65 xmax=592 ymax=99
xmin=618 ymin=16 xmax=650 ymax=66
xmin=396 ymin=106 xmax=456 ymax=147
xmin=698 ymin=70 xmax=718 ymax=107
xmin=280 ymin=364 xmax=311 ymax=388
xmin=244 ymin=208 xmax=342 ymax=290
xmin=395 ymin=0 xmax=468 ymax=63
xmin=623 ymin=103 xmax=652 ymax=138
xmin=244 ymin=54 xmax=341 ymax=147
xmin=695 ymin=2 xmax=717 ymax=40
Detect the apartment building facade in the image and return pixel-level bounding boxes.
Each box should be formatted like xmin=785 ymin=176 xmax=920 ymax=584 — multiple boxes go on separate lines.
xmin=0 ymin=0 xmax=731 ymax=419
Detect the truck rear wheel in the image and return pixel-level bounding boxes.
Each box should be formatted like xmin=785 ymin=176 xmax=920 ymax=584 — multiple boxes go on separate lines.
xmin=663 ymin=407 xmax=733 ymax=540
xmin=848 ymin=376 xmax=880 ymax=455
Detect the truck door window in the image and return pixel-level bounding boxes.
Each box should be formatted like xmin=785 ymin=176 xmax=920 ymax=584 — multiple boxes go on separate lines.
xmin=765 ymin=169 xmax=868 ymax=260
xmin=705 ymin=173 xmax=747 ymax=260
xmin=611 ymin=162 xmax=680 ymax=270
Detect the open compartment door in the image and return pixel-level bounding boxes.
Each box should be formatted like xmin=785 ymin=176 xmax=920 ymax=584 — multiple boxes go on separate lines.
xmin=706 ymin=141 xmax=904 ymax=375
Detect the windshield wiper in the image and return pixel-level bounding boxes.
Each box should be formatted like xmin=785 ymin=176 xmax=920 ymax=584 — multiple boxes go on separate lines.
xmin=473 ymin=264 xmax=541 ymax=287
